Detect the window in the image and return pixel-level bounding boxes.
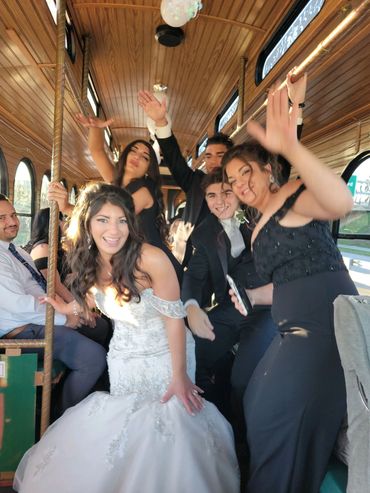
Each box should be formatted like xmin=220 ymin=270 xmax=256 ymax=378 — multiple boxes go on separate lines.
xmin=187 ymin=156 xmax=193 ymax=168
xmin=104 ymin=127 xmax=112 ymax=150
xmin=45 ymin=0 xmax=76 ymax=63
xmin=13 ymin=160 xmax=35 ymax=247
xmin=87 ymin=73 xmax=100 ymax=117
xmin=196 ymin=135 xmax=208 ymax=158
xmin=215 ymin=91 xmax=239 ymax=133
xmin=0 ymin=148 xmax=9 ymax=195
xmin=40 ymin=172 xmax=51 ymax=209
xmin=333 ymin=152 xmax=370 ymax=295
xmin=70 ymin=185 xmax=78 ymax=205
xmin=255 ymin=0 xmax=325 ymax=84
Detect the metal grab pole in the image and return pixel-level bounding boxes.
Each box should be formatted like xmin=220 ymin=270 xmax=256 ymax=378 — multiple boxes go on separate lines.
xmin=231 ymin=0 xmax=370 ymax=139
xmin=40 ymin=0 xmax=66 ymax=436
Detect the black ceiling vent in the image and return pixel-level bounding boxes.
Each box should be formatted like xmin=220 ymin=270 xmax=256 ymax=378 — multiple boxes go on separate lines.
xmin=155 ymin=25 xmax=184 ymax=47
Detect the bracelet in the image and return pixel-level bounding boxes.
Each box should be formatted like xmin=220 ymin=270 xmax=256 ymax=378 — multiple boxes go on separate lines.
xmin=72 ymin=300 xmax=80 ymax=316
xmin=288 ymin=97 xmax=305 ymax=108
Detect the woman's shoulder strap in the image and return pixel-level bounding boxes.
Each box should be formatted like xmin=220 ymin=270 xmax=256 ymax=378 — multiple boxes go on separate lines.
xmin=274 ymin=183 xmax=306 ymax=221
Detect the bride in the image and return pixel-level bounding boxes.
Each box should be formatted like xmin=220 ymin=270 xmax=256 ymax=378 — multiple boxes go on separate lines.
xmin=14 ymin=182 xmax=239 ymax=493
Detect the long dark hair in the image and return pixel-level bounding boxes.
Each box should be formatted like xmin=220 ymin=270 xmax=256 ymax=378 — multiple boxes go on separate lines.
xmin=66 ymin=182 xmax=151 ymax=313
xmin=113 ymin=139 xmax=169 ymax=245
xmin=221 ymin=140 xmax=279 ymax=227
xmin=30 ymin=208 xmax=63 ymax=247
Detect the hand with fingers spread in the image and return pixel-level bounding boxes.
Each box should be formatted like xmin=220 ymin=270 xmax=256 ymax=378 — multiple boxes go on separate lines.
xmin=161 ymin=373 xmax=204 ymax=415
xmin=137 ymin=90 xmax=168 ymax=127
xmin=247 ymin=85 xmax=300 ymax=158
xmin=75 ymin=113 xmax=114 ymax=129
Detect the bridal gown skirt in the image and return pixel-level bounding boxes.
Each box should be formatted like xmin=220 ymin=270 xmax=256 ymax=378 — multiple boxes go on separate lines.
xmin=14 ymin=289 xmax=239 ymax=493
xmin=14 ymin=390 xmax=239 ymax=493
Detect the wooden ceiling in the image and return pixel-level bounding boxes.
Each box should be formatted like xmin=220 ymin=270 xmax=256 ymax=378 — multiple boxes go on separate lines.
xmin=0 ymin=0 xmax=369 ymax=189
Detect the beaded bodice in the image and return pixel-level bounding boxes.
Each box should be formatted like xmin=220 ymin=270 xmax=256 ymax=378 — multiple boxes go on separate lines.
xmin=253 ymin=185 xmax=347 ymax=285
xmin=94 ymin=288 xmax=195 ymax=398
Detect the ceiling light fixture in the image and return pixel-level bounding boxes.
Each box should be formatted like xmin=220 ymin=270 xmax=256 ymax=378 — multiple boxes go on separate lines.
xmin=160 ymin=0 xmax=202 ymax=28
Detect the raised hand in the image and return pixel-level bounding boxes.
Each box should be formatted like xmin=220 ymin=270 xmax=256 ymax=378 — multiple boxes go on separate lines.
xmin=160 ymin=373 xmax=204 ymax=415
xmin=247 ymin=85 xmax=300 ymax=158
xmin=286 ymin=68 xmax=307 ymax=106
xmin=137 ymin=90 xmax=167 ymax=126
xmin=75 ymin=113 xmax=113 ymax=129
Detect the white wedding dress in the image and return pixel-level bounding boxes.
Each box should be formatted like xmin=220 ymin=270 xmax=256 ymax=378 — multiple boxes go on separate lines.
xmin=14 ymin=288 xmax=239 ymax=493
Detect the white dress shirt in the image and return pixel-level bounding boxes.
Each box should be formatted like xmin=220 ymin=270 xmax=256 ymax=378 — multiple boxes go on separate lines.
xmin=0 ymin=240 xmax=66 ymax=336
xmin=219 ymin=218 xmax=245 ymax=258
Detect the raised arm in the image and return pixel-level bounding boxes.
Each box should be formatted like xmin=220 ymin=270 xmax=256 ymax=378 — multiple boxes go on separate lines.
xmin=137 ymin=91 xmax=195 ymax=193
xmin=247 ymin=86 xmax=353 ymax=220
xmin=141 ymin=245 xmax=203 ymax=414
xmin=75 ymin=113 xmax=115 ymax=183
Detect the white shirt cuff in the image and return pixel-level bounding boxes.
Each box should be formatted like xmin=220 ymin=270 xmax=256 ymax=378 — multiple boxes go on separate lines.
xmin=184 ymin=299 xmax=200 ymax=310
xmin=155 ymin=122 xmax=172 ymax=139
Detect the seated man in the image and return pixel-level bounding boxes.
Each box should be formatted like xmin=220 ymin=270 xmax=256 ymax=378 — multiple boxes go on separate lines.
xmin=0 ymin=194 xmax=107 ymax=415
xmin=181 ymin=170 xmax=276 ymax=418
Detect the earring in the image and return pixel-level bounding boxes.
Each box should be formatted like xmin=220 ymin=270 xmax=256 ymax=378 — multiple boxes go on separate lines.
xmin=269 ymin=174 xmax=275 ymax=184
xmin=87 ymin=234 xmax=92 ymax=250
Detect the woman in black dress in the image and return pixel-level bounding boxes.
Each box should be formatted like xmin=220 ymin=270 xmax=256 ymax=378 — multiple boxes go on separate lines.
xmin=49 ymin=114 xmax=182 ymax=281
xmin=222 ymin=85 xmax=357 ymax=493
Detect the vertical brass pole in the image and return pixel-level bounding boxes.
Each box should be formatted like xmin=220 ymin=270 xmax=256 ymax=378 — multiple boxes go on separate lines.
xmin=40 ymin=0 xmax=66 ymax=435
xmin=81 ymin=34 xmax=91 ymax=114
xmin=237 ymin=57 xmax=247 ymax=128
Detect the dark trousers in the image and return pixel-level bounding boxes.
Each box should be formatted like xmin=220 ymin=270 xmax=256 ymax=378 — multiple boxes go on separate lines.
xmin=14 ymin=321 xmax=108 ymax=414
xmin=194 ymin=303 xmax=276 ymax=420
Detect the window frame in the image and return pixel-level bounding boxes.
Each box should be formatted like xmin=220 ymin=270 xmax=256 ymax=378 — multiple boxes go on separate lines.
xmin=215 ymin=90 xmax=239 ymax=133
xmin=0 ymin=148 xmax=9 ymax=196
xmin=255 ymin=0 xmax=325 ymax=85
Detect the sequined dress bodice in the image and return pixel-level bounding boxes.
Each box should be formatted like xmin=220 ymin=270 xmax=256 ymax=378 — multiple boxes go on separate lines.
xmin=253 ymin=185 xmax=347 ymax=285
xmin=94 ymin=288 xmax=195 ymax=398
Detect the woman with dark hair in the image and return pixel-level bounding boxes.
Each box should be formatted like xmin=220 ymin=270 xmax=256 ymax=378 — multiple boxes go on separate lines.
xmin=49 ymin=115 xmax=182 ymax=280
xmin=29 ymin=207 xmax=112 ymax=351
xmin=222 ymin=85 xmax=357 ymax=493
xmin=14 ymin=182 xmax=239 ymax=493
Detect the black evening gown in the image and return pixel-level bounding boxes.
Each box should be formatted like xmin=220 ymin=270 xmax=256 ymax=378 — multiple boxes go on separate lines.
xmin=244 ymin=184 xmax=357 ymax=493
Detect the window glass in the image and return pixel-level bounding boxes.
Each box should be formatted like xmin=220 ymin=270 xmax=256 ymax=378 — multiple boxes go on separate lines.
xmin=87 ymin=74 xmax=100 ymax=117
xmin=336 ymin=157 xmax=370 ymax=295
xmin=70 ymin=185 xmax=78 ymax=205
xmin=196 ymin=135 xmax=208 ymax=158
xmin=187 ymin=156 xmax=193 ymax=168
xmin=40 ymin=173 xmax=50 ymax=209
xmin=256 ymin=0 xmax=325 ymax=83
xmin=13 ymin=160 xmax=34 ymax=247
xmin=216 ymin=92 xmax=239 ymax=132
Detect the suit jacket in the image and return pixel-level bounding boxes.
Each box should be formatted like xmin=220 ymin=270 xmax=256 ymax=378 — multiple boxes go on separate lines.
xmin=157 ymin=126 xmax=303 ymax=265
xmin=181 ymin=214 xmax=265 ymax=308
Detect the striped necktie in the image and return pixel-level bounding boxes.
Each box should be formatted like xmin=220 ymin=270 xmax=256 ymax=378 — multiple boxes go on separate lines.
xmin=8 ymin=243 xmax=47 ymax=292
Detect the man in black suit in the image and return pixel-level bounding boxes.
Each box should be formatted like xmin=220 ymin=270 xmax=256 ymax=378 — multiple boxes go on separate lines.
xmin=180 ymin=170 xmax=276 ymax=418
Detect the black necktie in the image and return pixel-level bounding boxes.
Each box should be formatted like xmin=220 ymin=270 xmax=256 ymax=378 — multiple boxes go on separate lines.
xmin=8 ymin=243 xmax=47 ymax=292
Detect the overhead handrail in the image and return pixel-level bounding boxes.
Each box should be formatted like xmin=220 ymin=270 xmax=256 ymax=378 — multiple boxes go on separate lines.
xmin=231 ymin=0 xmax=370 ymax=140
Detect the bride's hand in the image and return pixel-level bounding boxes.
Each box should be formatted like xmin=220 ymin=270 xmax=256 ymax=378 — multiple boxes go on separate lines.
xmin=160 ymin=374 xmax=204 ymax=415
xmin=39 ymin=296 xmax=81 ymax=316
